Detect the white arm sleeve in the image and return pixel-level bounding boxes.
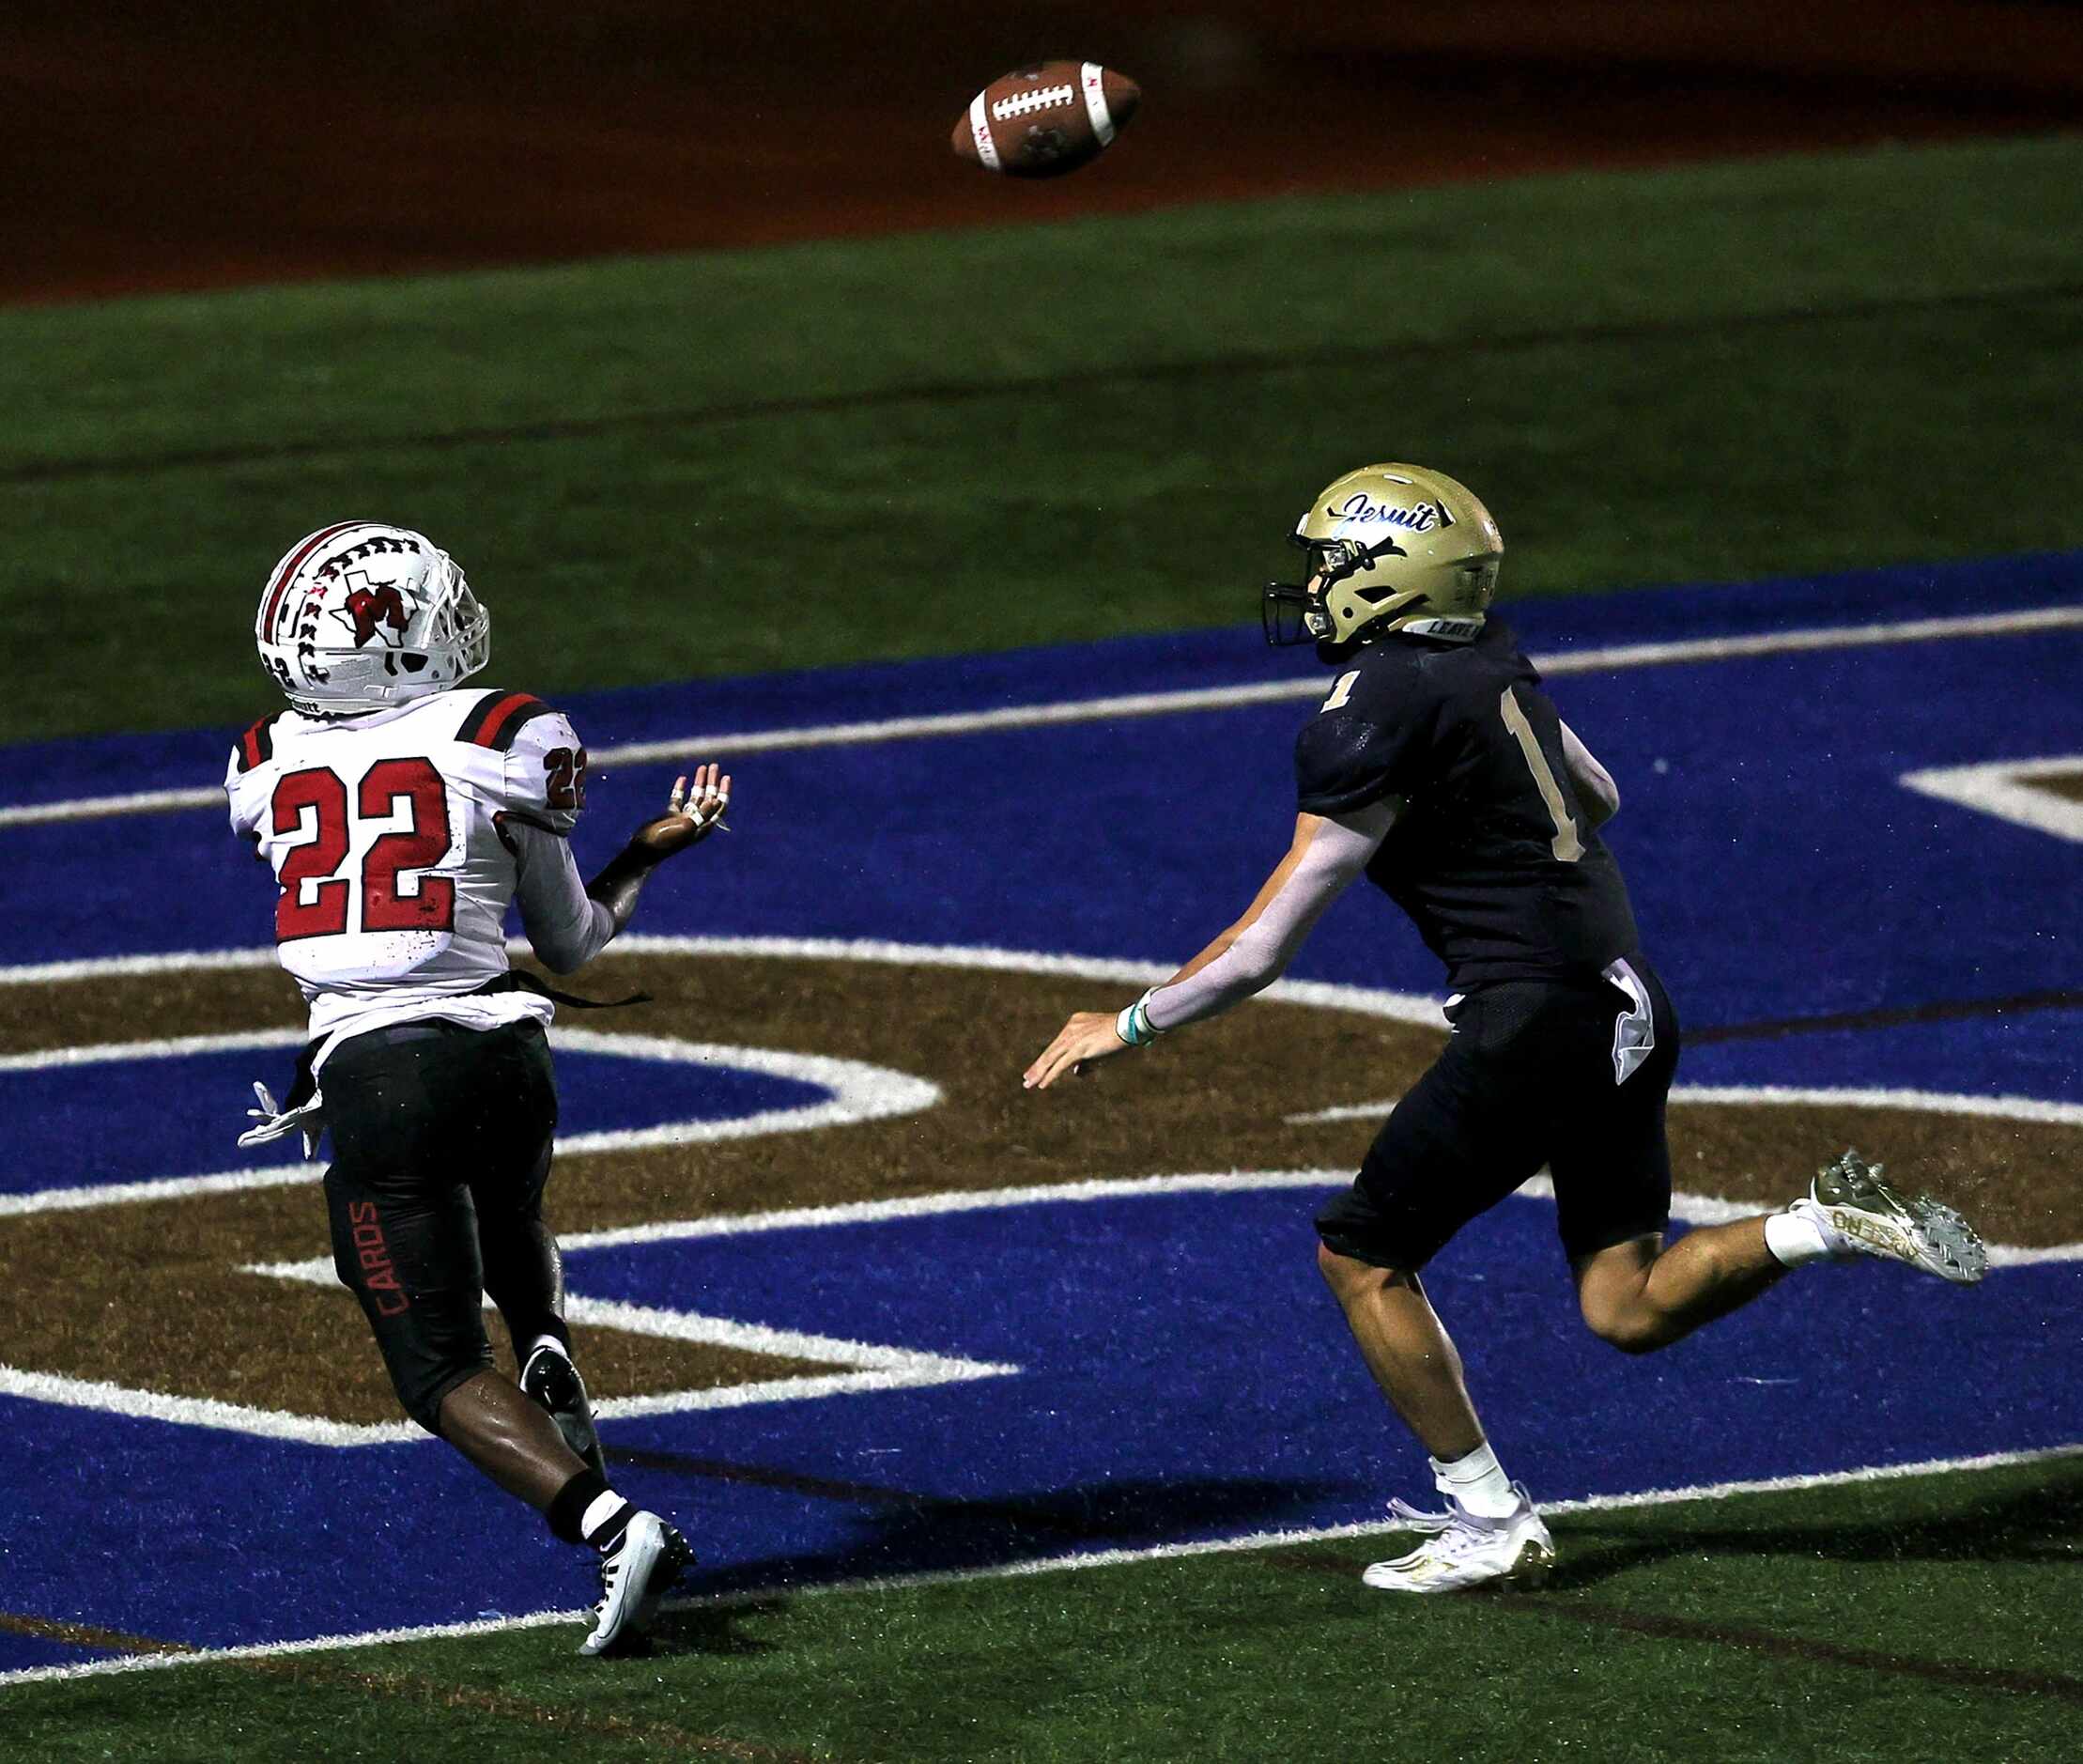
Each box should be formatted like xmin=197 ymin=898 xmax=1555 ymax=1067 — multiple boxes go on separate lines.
xmin=1142 ymin=798 xmax=1397 ymax=1033
xmin=1559 ymin=721 xmax=1619 ymax=827
xmin=505 ymin=817 xmax=617 ymax=974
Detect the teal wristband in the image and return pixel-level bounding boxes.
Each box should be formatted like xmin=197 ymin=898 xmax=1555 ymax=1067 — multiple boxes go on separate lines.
xmin=1115 ymin=989 xmax=1164 ymax=1048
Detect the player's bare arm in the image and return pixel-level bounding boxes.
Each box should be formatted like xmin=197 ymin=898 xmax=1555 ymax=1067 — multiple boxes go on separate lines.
xmin=1558 ymin=721 xmax=1619 ymax=827
xmin=1020 ymin=813 xmax=1332 ymax=1090
xmin=1022 ymin=800 xmax=1396 ymax=1091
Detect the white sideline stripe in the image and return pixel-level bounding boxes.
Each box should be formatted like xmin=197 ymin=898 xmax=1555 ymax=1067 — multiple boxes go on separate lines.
xmin=1668 ymin=1080 xmax=2083 ymax=1125
xmin=590 ymin=1362 xmax=1014 ymax=1419
xmin=7 ymin=603 xmax=2080 ymax=828
xmin=239 ymin=1259 xmax=965 ymax=1368
xmin=1899 ymin=754 xmax=2083 ymax=844
xmin=0 ymin=1369 xmax=418 ymax=1447
xmin=5 ymin=1438 xmax=2078 ymax=1689
xmin=0 ymin=1164 xmax=317 ymax=1219
xmin=570 ymin=1295 xmax=992 ymax=1375
xmin=603 ymin=935 xmax=1447 ymax=1028
xmin=0 ymin=782 xmax=222 ymax=823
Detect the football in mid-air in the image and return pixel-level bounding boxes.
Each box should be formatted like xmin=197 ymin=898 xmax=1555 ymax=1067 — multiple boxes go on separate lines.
xmin=952 ymin=61 xmax=1140 ymax=178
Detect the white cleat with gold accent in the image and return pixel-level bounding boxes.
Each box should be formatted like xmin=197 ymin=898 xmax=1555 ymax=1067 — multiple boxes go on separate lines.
xmin=1361 ymin=1485 xmax=1555 ymax=1593
xmin=1793 ymin=1149 xmax=1987 ymax=1285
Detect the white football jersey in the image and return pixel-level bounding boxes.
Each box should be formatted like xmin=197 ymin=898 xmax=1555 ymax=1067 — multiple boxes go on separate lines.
xmin=224 ymin=687 xmax=589 ymax=1056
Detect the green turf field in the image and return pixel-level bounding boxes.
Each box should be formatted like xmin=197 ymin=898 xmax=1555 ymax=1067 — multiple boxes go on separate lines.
xmin=13 ymin=1458 xmax=2081 ymax=1761
xmin=8 ymin=134 xmax=2083 ymax=1758
xmin=4 ymin=133 xmax=2082 ymax=743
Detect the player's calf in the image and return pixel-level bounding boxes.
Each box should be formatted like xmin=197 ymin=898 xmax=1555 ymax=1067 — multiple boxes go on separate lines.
xmin=1576 ymin=1295 xmax=1674 ymax=1356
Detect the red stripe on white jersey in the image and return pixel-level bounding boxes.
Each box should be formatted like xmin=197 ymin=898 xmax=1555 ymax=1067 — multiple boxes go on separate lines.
xmin=465 ymin=691 xmax=546 ymax=750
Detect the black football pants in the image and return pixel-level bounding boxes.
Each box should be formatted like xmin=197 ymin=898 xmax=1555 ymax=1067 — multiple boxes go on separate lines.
xmin=1316 ymin=957 xmax=1681 ymax=1271
xmin=319 ymin=1018 xmax=561 ymax=1433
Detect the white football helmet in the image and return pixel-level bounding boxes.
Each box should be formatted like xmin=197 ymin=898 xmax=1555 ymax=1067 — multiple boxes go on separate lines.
xmin=255 ymin=521 xmax=489 ymax=716
xmin=1263 ymin=463 xmax=1503 ymax=655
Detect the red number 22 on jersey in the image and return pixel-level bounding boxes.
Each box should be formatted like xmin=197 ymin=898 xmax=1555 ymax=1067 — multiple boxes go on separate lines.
xmin=270 ymin=758 xmax=456 ymax=942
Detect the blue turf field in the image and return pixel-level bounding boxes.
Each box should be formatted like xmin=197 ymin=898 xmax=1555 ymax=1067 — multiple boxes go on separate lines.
xmin=3 ymin=554 xmax=2080 ymax=1670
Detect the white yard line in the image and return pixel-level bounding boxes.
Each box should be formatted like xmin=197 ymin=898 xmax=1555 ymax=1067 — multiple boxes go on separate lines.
xmin=0 ymin=940 xmax=2078 ymax=1677
xmin=4 ymin=942 xmax=2075 ymax=1263
xmin=7 ymin=603 xmax=2081 ymax=828
xmin=0 ymin=934 xmax=1447 ymax=1029
xmin=7 ymin=1159 xmax=2077 ymax=1448
xmin=1291 ymin=1084 xmax=2083 ymax=1264
xmin=4 ymin=1437 xmax=2077 ymax=1689
xmin=1292 ymin=1081 xmax=2083 ymax=1131
xmin=0 ymin=1012 xmax=942 ymax=1216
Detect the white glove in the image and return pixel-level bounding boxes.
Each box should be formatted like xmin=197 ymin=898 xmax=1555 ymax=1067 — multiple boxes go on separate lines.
xmin=239 ymin=1079 xmax=324 ymax=1160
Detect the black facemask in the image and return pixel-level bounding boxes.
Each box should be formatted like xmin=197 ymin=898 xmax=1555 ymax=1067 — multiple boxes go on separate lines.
xmin=1261 ymin=534 xmax=1407 ymax=648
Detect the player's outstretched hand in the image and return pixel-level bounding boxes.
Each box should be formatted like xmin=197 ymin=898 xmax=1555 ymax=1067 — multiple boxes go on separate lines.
xmin=632 ymin=764 xmax=733 ymax=860
xmin=1023 ymin=1012 xmax=1131 ymax=1091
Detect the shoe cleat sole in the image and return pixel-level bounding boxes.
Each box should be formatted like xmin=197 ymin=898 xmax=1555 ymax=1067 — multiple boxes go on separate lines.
xmin=1813 ymin=1152 xmax=1988 ymax=1286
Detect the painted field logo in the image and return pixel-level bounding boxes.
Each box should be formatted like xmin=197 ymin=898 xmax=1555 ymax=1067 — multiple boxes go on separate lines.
xmin=0 ymin=941 xmax=2075 ymax=1445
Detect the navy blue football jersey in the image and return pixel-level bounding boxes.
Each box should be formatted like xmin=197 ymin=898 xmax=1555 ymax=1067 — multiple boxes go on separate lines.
xmin=1293 ymin=618 xmax=1640 ymax=988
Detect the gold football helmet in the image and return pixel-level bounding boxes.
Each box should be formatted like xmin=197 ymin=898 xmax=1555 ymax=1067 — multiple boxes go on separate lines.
xmin=1263 ymin=463 xmax=1503 ymax=653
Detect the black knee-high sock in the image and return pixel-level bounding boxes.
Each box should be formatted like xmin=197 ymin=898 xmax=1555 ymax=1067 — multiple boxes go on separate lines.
xmin=546 ymin=1467 xmax=629 ymax=1549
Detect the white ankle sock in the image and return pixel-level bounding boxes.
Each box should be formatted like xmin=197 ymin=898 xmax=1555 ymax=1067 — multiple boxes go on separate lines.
xmin=580 ymin=1489 xmax=627 ymax=1547
xmin=1430 ymin=1443 xmax=1518 ymax=1519
xmin=528 ymin=1333 xmax=569 ymax=1364
xmin=1766 ymin=1209 xmax=1833 ymax=1267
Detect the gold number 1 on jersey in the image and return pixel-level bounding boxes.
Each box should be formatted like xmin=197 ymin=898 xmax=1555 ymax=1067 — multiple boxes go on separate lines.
xmin=1498 ymin=687 xmax=1584 ymax=862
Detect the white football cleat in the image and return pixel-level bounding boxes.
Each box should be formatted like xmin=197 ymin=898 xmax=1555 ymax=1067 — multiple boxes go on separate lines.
xmin=1793 ymin=1149 xmax=1987 ymax=1285
xmin=579 ymin=1510 xmax=693 ymax=1657
xmin=1362 ymin=1486 xmax=1555 ymax=1594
